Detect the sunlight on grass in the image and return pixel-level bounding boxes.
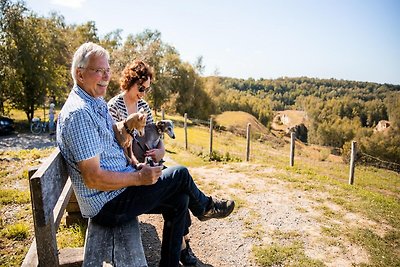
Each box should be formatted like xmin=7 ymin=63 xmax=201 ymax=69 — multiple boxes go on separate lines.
xmin=1 ymin=148 xmax=53 ymax=161
xmin=253 ymin=242 xmax=325 ymax=267
xmin=57 ymin=223 xmax=86 ymax=248
xmin=0 ymin=189 xmax=30 ymax=205
xmin=1 ymin=223 xmax=30 ymax=241
xmin=349 ymin=228 xmax=400 ymax=267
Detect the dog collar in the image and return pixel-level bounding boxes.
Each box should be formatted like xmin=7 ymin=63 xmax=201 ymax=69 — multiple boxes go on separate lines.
xmin=123 ymin=120 xmax=135 ymax=136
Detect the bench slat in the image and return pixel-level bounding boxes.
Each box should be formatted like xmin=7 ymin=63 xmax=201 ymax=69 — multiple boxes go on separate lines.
xmin=29 ymin=148 xmax=70 ymax=266
xmin=83 ymin=218 xmax=147 ymax=267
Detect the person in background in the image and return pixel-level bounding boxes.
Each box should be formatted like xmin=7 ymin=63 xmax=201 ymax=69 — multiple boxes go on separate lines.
xmin=56 ymin=42 xmax=235 ymax=267
xmin=48 ymin=103 xmax=56 ymax=135
xmin=108 ymin=60 xmax=198 ymax=266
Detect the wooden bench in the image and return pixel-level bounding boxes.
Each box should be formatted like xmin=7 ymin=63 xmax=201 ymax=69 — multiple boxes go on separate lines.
xmin=22 ymin=148 xmax=148 ymax=267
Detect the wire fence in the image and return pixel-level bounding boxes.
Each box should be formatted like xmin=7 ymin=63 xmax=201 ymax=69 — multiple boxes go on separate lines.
xmin=358 ymin=151 xmax=400 ymax=173
xmin=163 ymin=111 xmax=399 ymax=175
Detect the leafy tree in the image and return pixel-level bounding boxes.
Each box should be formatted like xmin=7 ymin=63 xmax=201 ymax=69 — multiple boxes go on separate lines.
xmin=385 ymin=92 xmax=400 ymax=129
xmin=1 ymin=0 xmax=70 ymax=120
xmin=108 ymin=30 xmax=174 ymax=110
xmin=0 ymin=0 xmax=25 ymax=114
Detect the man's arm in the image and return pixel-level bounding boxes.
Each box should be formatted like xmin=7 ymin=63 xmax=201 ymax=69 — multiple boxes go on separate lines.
xmin=78 ymin=155 xmax=162 ymax=191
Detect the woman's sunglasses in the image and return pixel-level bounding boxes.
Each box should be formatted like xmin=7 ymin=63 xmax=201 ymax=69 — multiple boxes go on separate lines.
xmin=138 ymin=85 xmax=152 ymax=93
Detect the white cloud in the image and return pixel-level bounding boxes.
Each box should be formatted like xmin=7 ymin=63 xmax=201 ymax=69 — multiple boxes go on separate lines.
xmin=51 ymin=0 xmax=86 ymax=8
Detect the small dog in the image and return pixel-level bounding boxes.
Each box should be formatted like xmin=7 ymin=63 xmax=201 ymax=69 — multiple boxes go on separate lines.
xmin=133 ymin=120 xmax=175 ymax=165
xmin=113 ymin=108 xmax=147 ymax=166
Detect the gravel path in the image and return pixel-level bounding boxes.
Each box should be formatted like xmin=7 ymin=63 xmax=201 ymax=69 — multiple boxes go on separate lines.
xmin=0 ymin=132 xmax=56 ymax=151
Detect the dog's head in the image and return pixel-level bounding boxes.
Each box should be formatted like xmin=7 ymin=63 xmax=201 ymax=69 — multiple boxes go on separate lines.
xmin=125 ymin=108 xmax=147 ymax=137
xmin=156 ymin=120 xmax=175 ymax=139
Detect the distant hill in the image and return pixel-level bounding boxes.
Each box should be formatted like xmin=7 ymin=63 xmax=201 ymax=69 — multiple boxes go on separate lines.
xmin=209 ymin=76 xmax=400 ymax=110
xmin=214 ymin=111 xmax=269 ymax=136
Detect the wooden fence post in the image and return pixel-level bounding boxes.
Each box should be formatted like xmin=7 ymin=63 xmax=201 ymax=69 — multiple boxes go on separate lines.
xmin=184 ymin=113 xmax=188 ymax=150
xmin=290 ymin=132 xmax=295 ymax=166
xmin=246 ymin=123 xmax=251 ymax=161
xmin=349 ymin=141 xmax=357 ymax=185
xmin=161 ymin=109 xmax=165 ymax=139
xmin=209 ymin=117 xmax=213 ymax=158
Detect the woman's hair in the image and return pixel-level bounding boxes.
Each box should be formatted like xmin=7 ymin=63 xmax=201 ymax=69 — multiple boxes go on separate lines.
xmin=120 ymin=60 xmax=154 ymax=91
xmin=71 ymin=42 xmax=110 ymax=84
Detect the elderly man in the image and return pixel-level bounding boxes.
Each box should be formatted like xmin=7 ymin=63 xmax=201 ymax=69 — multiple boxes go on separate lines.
xmin=56 ymin=42 xmax=234 ymax=267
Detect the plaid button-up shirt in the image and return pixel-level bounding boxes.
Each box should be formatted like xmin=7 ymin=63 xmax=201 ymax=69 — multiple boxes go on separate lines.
xmin=57 ymin=85 xmax=135 ymax=218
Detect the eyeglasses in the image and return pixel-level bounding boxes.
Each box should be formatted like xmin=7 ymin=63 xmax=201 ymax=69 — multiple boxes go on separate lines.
xmin=79 ymin=67 xmax=111 ymax=76
xmin=138 ymin=85 xmax=152 ymax=93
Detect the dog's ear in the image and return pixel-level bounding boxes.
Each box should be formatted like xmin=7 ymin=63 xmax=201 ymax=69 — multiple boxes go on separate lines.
xmin=156 ymin=120 xmax=164 ymax=127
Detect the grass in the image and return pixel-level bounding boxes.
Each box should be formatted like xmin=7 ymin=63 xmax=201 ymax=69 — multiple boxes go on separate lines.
xmin=252 ymin=242 xmax=325 ymax=267
xmin=349 ymin=228 xmax=400 ymax=267
xmin=0 ymin=148 xmax=53 ymax=266
xmin=0 ymin=189 xmax=30 ymax=205
xmin=1 ymin=223 xmax=30 ymax=241
xmin=57 ymin=223 xmax=87 ymax=248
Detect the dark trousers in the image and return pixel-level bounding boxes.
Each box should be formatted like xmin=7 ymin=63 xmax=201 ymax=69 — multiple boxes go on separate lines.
xmin=92 ymin=165 xmax=210 ymax=267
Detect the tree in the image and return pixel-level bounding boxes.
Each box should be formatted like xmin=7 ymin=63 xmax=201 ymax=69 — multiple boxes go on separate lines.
xmin=0 ymin=0 xmax=25 ymax=114
xmin=109 ymin=29 xmax=183 ymax=116
xmin=385 ymin=92 xmax=400 ymax=129
xmin=1 ymin=0 xmax=70 ymax=121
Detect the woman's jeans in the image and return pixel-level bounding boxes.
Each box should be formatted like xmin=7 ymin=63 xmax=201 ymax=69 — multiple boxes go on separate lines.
xmin=92 ymin=165 xmax=210 ymax=267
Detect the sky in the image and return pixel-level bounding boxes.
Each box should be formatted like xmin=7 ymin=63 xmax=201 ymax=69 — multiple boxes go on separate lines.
xmin=24 ymin=0 xmax=400 ymax=85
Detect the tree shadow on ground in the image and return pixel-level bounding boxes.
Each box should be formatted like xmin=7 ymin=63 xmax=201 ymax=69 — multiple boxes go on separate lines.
xmin=139 ymin=222 xmax=213 ymax=267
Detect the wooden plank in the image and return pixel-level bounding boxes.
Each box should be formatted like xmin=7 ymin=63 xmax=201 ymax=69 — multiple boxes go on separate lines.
xmin=30 ymin=175 xmax=59 ymax=266
xmin=21 ymin=240 xmax=38 ymax=267
xmin=30 ymin=148 xmax=69 ymax=225
xmin=83 ymin=219 xmax=114 ymax=267
xmin=83 ymin=218 xmax=147 ymax=267
xmin=113 ymin=218 xmax=147 ymax=267
xmin=29 ymin=148 xmax=69 ymax=266
xmin=53 ymin=178 xmax=73 ymax=229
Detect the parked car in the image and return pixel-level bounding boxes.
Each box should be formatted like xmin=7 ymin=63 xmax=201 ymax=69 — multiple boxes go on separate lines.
xmin=0 ymin=116 xmax=15 ymax=135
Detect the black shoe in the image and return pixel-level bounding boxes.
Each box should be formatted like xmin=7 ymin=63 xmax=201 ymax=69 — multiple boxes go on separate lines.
xmin=180 ymin=240 xmax=197 ymax=266
xmin=198 ymin=197 xmax=235 ymax=221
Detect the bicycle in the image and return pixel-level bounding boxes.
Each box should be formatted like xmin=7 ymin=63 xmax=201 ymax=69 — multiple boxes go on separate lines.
xmin=30 ymin=117 xmax=48 ymax=134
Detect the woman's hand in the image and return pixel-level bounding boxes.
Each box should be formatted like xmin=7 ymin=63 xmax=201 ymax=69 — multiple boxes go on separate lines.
xmin=144 ymin=148 xmax=165 ymax=163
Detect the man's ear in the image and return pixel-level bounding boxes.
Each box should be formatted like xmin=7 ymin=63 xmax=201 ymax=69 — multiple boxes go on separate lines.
xmin=77 ymin=69 xmax=84 ymax=81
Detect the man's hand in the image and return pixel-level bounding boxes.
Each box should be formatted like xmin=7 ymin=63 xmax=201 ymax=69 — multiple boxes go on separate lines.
xmin=78 ymin=155 xmax=161 ymax=190
xmin=137 ymin=164 xmax=162 ymax=185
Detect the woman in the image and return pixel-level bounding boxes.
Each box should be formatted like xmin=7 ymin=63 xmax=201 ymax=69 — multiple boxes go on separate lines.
xmin=108 ymin=60 xmax=197 ymax=266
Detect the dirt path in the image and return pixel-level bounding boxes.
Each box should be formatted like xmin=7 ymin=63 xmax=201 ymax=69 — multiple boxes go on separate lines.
xmin=0 ymin=132 xmax=56 ymax=151
xmin=140 ymin=161 xmax=370 ymax=267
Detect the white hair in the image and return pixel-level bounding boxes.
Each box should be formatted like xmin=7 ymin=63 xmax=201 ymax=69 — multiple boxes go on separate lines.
xmin=71 ymin=42 xmax=110 ymax=84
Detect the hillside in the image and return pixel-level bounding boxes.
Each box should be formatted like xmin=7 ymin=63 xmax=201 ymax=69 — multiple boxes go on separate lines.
xmin=271 ymin=110 xmax=308 ymax=131
xmin=214 ymin=111 xmax=269 ymax=136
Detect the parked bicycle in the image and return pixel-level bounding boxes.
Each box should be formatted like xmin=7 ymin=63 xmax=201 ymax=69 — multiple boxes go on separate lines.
xmin=30 ymin=117 xmax=48 ymax=134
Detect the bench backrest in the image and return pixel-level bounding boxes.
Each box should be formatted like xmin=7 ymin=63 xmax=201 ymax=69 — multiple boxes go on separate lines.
xmin=23 ymin=148 xmax=72 ymax=267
